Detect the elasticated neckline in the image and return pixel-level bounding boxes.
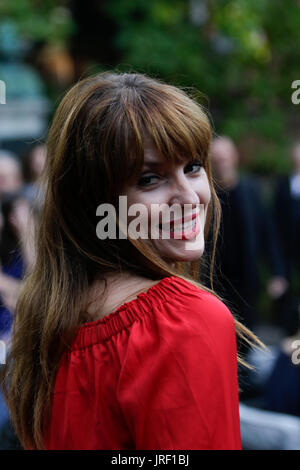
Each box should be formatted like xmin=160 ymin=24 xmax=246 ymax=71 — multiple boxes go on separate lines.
xmin=71 ymin=276 xmax=197 ymax=350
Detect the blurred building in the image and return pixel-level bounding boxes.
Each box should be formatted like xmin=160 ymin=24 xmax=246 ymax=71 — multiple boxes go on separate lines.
xmin=0 ymin=21 xmax=50 ymax=155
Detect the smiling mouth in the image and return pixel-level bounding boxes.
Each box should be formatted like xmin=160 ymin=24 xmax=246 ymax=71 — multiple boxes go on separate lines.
xmin=158 ymin=211 xmax=199 ymax=233
xmin=158 ymin=217 xmax=197 ymax=233
xmin=156 ymin=211 xmax=201 ymax=240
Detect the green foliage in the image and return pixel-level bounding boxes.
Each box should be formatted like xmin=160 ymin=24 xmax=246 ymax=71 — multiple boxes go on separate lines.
xmin=0 ymin=0 xmax=74 ymax=44
xmin=1 ymin=0 xmax=299 ymax=174
xmin=103 ymin=0 xmax=300 ymax=174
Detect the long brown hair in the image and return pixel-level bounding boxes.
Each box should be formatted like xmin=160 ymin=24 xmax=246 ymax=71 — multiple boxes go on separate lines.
xmin=0 ymin=71 xmax=265 ymax=450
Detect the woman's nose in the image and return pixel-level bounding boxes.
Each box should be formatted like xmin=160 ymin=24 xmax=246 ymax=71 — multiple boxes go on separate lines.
xmin=169 ymin=171 xmax=200 ymax=206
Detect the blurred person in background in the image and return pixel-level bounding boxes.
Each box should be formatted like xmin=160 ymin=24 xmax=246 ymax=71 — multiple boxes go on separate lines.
xmin=209 ymin=137 xmax=300 ymax=448
xmin=0 ymin=149 xmax=38 ymax=340
xmin=260 ymin=321 xmax=300 ymax=418
xmin=209 ymin=136 xmax=288 ymax=336
xmin=0 ymin=150 xmax=23 ymax=199
xmin=273 ymin=141 xmax=300 ymax=336
xmin=22 ymin=143 xmax=46 ymax=209
xmin=209 ymin=136 xmax=289 ymax=403
xmin=0 ymin=192 xmax=37 ymax=342
xmin=0 ymin=149 xmax=39 ymax=445
xmin=238 ymin=311 xmax=300 ymax=450
xmin=0 ymin=191 xmax=37 ymax=447
xmin=0 ymin=149 xmax=25 ymax=341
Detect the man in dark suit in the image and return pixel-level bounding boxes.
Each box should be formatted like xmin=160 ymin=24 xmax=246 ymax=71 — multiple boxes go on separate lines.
xmin=273 ymin=141 xmax=300 ymax=335
xmin=209 ymin=137 xmax=288 ymax=333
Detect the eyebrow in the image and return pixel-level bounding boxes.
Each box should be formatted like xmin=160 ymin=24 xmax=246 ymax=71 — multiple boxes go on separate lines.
xmin=143 ymin=161 xmax=163 ymax=168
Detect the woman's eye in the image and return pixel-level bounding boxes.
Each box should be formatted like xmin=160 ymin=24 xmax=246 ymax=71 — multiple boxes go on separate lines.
xmin=184 ymin=161 xmax=203 ymax=174
xmin=137 ymin=161 xmax=203 ymax=186
xmin=137 ymin=174 xmax=160 ymax=187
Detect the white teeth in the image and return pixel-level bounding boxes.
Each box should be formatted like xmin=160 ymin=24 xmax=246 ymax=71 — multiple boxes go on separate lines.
xmin=172 ymin=218 xmax=196 ymax=232
xmin=165 ymin=218 xmax=196 ymax=233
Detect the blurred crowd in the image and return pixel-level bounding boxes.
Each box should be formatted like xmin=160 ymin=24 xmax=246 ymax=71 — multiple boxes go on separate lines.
xmin=209 ymin=137 xmax=300 ymax=449
xmin=0 ymin=137 xmax=300 ymax=449
xmin=210 ymin=137 xmax=300 ymax=337
xmin=0 ymin=144 xmax=45 ymax=344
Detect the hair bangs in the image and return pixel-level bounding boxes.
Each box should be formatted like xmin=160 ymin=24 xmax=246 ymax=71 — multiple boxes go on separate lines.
xmin=91 ymin=77 xmax=212 ymax=193
xmin=129 ymin=84 xmax=212 ymax=172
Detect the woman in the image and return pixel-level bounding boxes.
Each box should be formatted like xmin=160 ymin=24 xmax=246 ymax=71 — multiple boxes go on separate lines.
xmin=0 ymin=72 xmax=264 ymax=450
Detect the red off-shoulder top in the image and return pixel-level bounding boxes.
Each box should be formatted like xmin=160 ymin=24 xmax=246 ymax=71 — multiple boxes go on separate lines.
xmin=45 ymin=276 xmax=242 ymax=450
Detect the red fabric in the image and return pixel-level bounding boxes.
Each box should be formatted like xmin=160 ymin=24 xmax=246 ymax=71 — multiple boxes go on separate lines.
xmin=45 ymin=276 xmax=242 ymax=450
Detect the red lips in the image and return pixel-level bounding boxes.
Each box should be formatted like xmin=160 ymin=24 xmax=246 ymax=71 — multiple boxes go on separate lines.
xmin=169 ymin=211 xmax=199 ymax=228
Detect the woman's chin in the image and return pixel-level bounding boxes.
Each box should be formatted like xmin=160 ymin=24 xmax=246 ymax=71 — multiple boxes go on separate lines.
xmin=160 ymin=245 xmax=205 ymax=264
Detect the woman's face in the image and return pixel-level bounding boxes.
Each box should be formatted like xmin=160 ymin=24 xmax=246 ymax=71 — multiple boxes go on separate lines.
xmin=123 ymin=145 xmax=211 ymax=264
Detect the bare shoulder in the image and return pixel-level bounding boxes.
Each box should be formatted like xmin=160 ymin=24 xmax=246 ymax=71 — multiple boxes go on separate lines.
xmin=83 ymin=272 xmax=161 ymax=322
